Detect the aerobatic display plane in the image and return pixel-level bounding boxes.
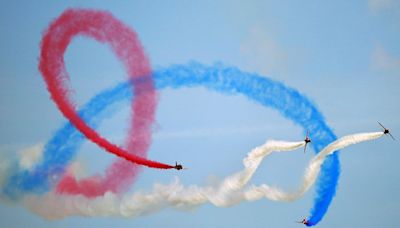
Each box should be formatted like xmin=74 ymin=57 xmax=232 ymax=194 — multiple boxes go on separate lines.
xmin=378 ymin=122 xmax=395 ymax=140
xmin=174 ymin=162 xmax=186 ymax=170
xmin=296 ymin=218 xmax=309 ymax=226
xmin=303 ymin=130 xmax=311 ymax=153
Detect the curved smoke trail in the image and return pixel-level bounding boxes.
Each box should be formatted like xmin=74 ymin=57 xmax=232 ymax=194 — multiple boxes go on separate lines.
xmin=3 ymin=62 xmax=339 ymax=225
xmin=243 ymin=132 xmax=383 ymax=203
xmin=2 ymin=83 xmax=136 ymax=198
xmin=25 ymin=132 xmax=383 ymax=220
xmin=39 ymin=8 xmax=173 ymax=173
xmin=156 ymin=63 xmax=340 ymax=226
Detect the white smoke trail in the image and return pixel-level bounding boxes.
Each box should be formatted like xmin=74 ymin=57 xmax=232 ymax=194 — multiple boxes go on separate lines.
xmin=24 ymin=132 xmax=384 ymax=219
xmin=244 ymin=132 xmax=384 ymax=202
xmin=18 ymin=143 xmax=44 ymax=171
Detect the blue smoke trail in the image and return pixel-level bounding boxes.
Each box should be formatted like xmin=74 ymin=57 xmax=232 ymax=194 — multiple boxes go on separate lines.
xmin=2 ymin=82 xmax=131 ymax=198
xmin=2 ymin=62 xmax=339 ymax=225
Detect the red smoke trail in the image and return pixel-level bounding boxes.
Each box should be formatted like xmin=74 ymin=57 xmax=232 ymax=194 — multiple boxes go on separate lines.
xmin=39 ymin=9 xmax=173 ymax=197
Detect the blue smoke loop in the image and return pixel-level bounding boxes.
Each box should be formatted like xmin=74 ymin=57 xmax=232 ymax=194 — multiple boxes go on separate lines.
xmin=2 ymin=62 xmax=339 ymax=226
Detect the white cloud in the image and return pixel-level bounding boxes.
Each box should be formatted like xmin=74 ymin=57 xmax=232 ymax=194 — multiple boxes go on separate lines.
xmin=239 ymin=27 xmax=288 ymax=75
xmin=371 ymin=44 xmax=400 ymax=72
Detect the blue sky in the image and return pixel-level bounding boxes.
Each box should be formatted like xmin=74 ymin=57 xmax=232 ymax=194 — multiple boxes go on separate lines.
xmin=0 ymin=1 xmax=399 ymax=227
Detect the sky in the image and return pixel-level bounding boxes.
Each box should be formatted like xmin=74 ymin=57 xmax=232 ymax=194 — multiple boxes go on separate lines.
xmin=0 ymin=0 xmax=399 ymax=227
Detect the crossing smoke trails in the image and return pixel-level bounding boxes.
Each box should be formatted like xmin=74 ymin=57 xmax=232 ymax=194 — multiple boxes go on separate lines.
xmin=243 ymin=132 xmax=384 ymax=203
xmin=0 ymin=8 xmax=371 ymax=226
xmin=39 ymin=9 xmax=173 ymax=177
xmin=24 ymin=132 xmax=383 ymax=220
xmin=2 ymin=61 xmax=339 ymax=225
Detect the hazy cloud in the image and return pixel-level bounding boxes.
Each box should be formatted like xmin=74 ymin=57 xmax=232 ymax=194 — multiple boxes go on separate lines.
xmin=371 ymin=44 xmax=400 ymax=73
xmin=369 ymin=0 xmax=396 ymax=13
xmin=240 ymin=27 xmax=288 ymax=75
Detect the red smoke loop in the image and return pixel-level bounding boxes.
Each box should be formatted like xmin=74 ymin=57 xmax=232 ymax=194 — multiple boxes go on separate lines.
xmin=39 ymin=9 xmax=173 ymax=197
